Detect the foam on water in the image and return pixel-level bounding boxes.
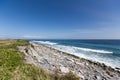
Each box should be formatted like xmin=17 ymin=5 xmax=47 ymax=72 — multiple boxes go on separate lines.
xmin=73 ymin=46 xmax=113 ymax=54
xmin=34 ymin=41 xmax=120 ymax=68
xmin=33 ymin=41 xmax=57 ymax=45
xmin=34 ymin=41 xmax=113 ymax=54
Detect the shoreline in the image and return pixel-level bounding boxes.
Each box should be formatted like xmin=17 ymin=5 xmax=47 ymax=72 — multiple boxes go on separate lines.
xmin=35 ymin=42 xmax=120 ymax=70
xmin=33 ymin=40 xmax=120 ymax=69
xmin=18 ymin=41 xmax=120 ymax=80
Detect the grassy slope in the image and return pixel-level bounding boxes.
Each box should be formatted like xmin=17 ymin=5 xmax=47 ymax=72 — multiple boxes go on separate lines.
xmin=0 ymin=40 xmax=79 ymax=80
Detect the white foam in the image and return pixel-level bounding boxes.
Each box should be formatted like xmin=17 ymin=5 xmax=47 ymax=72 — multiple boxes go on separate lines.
xmin=51 ymin=44 xmax=119 ymax=68
xmin=36 ymin=41 xmax=112 ymax=54
xmin=33 ymin=40 xmax=120 ymax=68
xmin=33 ymin=41 xmax=57 ymax=45
xmin=73 ymin=47 xmax=113 ymax=54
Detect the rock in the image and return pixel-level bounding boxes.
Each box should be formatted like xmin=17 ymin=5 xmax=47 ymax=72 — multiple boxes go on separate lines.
xmin=66 ymin=58 xmax=74 ymax=62
xmin=18 ymin=42 xmax=120 ymax=80
xmin=60 ymin=66 xmax=69 ymax=73
xmin=115 ymin=67 xmax=120 ymax=71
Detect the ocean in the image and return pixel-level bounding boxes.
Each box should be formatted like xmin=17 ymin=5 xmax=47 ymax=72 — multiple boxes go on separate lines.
xmin=31 ymin=39 xmax=120 ymax=68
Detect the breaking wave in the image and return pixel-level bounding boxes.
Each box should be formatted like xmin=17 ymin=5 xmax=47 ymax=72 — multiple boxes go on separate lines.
xmin=33 ymin=41 xmax=57 ymax=45
xmin=73 ymin=47 xmax=113 ymax=54
xmin=33 ymin=40 xmax=120 ymax=68
xmin=34 ymin=41 xmax=113 ymax=54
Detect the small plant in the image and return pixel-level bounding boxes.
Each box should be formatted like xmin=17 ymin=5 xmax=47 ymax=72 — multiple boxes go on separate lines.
xmin=59 ymin=72 xmax=80 ymax=80
xmin=52 ymin=69 xmax=80 ymax=80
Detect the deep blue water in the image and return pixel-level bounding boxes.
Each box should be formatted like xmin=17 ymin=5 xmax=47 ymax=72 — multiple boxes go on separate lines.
xmin=31 ymin=39 xmax=120 ymax=68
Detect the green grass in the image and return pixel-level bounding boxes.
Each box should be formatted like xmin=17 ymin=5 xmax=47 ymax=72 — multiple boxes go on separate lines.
xmin=0 ymin=40 xmax=80 ymax=80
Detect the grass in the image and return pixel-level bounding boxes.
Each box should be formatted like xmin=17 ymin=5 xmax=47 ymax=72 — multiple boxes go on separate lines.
xmin=0 ymin=40 xmax=80 ymax=80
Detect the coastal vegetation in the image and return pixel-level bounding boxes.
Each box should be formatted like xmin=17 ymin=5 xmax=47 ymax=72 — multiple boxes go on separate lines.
xmin=0 ymin=40 xmax=79 ymax=80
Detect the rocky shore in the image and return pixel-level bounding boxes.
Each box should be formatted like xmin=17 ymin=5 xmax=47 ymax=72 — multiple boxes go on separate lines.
xmin=18 ymin=42 xmax=120 ymax=80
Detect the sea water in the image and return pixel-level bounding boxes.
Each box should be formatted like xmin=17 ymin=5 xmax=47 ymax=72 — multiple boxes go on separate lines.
xmin=32 ymin=39 xmax=120 ymax=68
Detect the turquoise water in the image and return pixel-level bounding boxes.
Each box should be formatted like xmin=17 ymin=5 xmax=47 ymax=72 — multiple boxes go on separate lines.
xmin=32 ymin=39 xmax=120 ymax=68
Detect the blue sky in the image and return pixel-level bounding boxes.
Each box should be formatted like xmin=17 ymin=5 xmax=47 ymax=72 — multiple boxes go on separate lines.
xmin=0 ymin=0 xmax=120 ymax=39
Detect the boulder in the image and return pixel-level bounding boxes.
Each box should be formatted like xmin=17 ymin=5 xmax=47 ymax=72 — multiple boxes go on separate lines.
xmin=60 ymin=66 xmax=69 ymax=73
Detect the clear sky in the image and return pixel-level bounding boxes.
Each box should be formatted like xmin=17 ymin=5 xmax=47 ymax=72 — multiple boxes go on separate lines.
xmin=0 ymin=0 xmax=120 ymax=39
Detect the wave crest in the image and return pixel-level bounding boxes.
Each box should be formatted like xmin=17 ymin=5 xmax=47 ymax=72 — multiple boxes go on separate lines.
xmin=33 ymin=41 xmax=57 ymax=45
xmin=35 ymin=41 xmax=113 ymax=54
xmin=73 ymin=47 xmax=113 ymax=54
